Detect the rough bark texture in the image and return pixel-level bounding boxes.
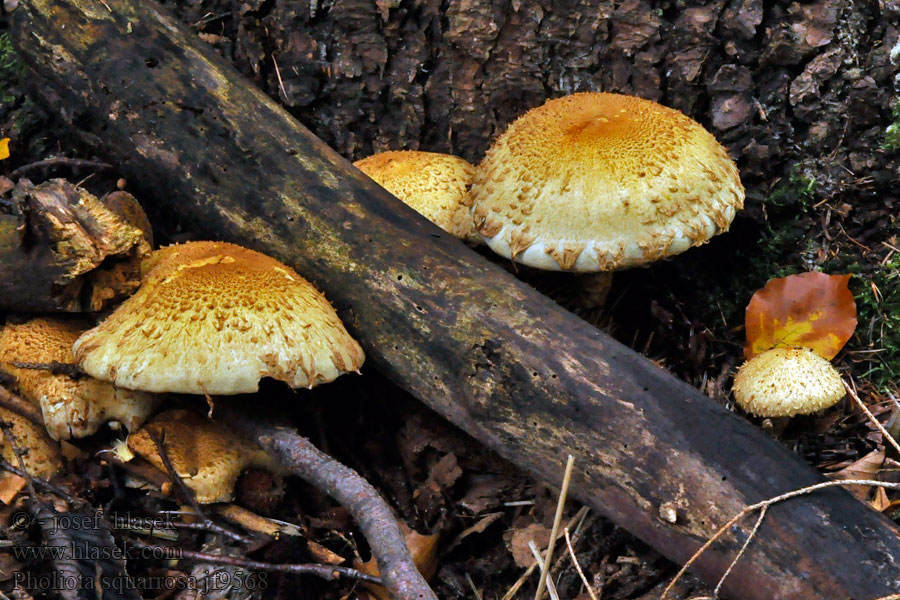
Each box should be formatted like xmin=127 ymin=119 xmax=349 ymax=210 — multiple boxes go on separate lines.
xmin=0 ymin=178 xmax=149 ymax=313
xmin=9 ymin=1 xmax=900 ymax=599
xmin=169 ymin=0 xmax=899 ymax=184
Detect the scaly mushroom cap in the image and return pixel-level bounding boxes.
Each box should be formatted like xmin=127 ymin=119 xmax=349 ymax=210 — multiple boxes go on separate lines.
xmin=354 ymin=151 xmax=478 ymax=243
xmin=0 ymin=406 xmax=63 ymax=480
xmin=468 ymin=92 xmax=745 ymax=272
xmin=73 ymin=241 xmax=365 ymax=394
xmin=732 ymin=346 xmax=845 ymax=417
xmin=128 ymin=409 xmax=274 ymax=504
xmin=0 ymin=318 xmax=159 ymax=440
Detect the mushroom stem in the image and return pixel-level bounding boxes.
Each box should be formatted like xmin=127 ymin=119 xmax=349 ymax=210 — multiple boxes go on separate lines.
xmin=216 ymin=405 xmax=438 ymax=600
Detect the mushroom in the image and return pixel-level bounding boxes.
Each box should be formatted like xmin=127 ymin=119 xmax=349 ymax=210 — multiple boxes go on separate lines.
xmin=0 ymin=406 xmax=63 ymax=481
xmin=354 ymin=150 xmax=479 ymax=243
xmin=73 ymin=241 xmax=365 ymax=394
xmin=468 ymin=92 xmax=744 ymax=305
xmin=0 ymin=318 xmax=159 ymax=440
xmin=732 ymin=346 xmax=845 ymax=417
xmin=127 ymin=408 xmax=275 ymax=503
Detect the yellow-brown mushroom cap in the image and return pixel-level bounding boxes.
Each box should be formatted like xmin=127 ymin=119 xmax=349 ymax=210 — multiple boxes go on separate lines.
xmin=732 ymin=346 xmax=845 ymax=417
xmin=73 ymin=241 xmax=365 ymax=394
xmin=469 ymin=92 xmax=745 ymax=271
xmin=0 ymin=406 xmax=63 ymax=480
xmin=354 ymin=151 xmax=478 ymax=243
xmin=0 ymin=318 xmax=159 ymax=440
xmin=127 ymin=409 xmax=274 ymax=504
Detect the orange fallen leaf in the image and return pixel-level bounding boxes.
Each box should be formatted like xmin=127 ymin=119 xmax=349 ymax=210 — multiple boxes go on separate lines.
xmin=745 ymin=272 xmax=857 ymax=360
xmin=826 ymin=449 xmax=884 ymax=501
xmin=0 ymin=138 xmax=9 ymax=161
xmin=355 ymin=523 xmax=439 ymax=600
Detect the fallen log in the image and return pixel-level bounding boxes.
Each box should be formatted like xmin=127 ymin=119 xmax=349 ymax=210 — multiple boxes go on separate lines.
xmin=11 ymin=2 xmax=900 ymax=598
xmin=0 ymin=178 xmax=149 ymax=312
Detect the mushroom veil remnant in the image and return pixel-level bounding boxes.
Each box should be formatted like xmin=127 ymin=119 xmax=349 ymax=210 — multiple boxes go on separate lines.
xmin=354 ymin=150 xmax=479 ymax=243
xmin=73 ymin=241 xmax=365 ymax=394
xmin=468 ymin=92 xmax=745 ymax=272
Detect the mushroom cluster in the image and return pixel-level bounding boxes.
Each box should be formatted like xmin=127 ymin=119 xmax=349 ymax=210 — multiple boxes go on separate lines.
xmin=355 ymin=93 xmax=745 ymax=306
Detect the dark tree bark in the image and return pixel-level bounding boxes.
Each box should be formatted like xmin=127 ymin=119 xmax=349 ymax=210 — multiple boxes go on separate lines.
xmin=9 ymin=1 xmax=900 ymax=599
xmin=0 ymin=178 xmax=149 ymax=313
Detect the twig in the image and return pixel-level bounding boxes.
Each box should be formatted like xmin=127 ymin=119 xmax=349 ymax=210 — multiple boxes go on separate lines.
xmin=564 ymin=527 xmax=598 ymax=600
xmin=528 ymin=541 xmax=559 ymax=600
xmin=0 ymin=383 xmax=45 ymax=428
xmin=147 ymin=429 xmax=252 ymax=545
xmin=10 ymin=361 xmax=87 ymax=379
xmin=713 ymin=504 xmax=767 ymax=596
xmin=127 ymin=537 xmax=383 ymax=584
xmin=9 ymin=157 xmax=112 ymax=179
xmin=215 ymin=404 xmax=438 ymax=600
xmin=0 ymin=457 xmax=81 ymax=503
xmin=845 ymin=379 xmax=900 ymax=457
xmin=662 ymin=479 xmax=900 ymax=599
xmin=501 ymin=506 xmax=590 ymax=600
xmin=535 ymin=455 xmax=575 ymax=600
xmin=0 ymin=419 xmax=38 ymax=499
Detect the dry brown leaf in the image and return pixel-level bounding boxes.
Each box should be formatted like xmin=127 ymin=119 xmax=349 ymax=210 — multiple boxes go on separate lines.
xmin=745 ymin=272 xmax=857 ymax=360
xmin=0 ymin=473 xmax=26 ymax=505
xmin=446 ymin=511 xmax=504 ymax=553
xmin=870 ymin=486 xmax=891 ymax=512
xmin=507 ymin=522 xmax=551 ymax=568
xmin=827 ymin=449 xmax=885 ymax=501
xmin=355 ymin=523 xmax=439 ymax=600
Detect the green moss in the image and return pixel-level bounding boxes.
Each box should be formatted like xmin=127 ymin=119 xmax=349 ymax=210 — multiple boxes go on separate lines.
xmin=823 ymin=252 xmax=900 ymax=392
xmin=0 ymin=33 xmax=25 ymax=106
xmin=766 ymin=164 xmax=818 ymax=212
xmin=884 ymin=98 xmax=900 ymax=152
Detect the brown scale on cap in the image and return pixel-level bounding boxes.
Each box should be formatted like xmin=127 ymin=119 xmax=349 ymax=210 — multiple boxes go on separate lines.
xmin=0 ymin=318 xmax=159 ymax=440
xmin=470 ymin=92 xmax=744 ymax=272
xmin=128 ymin=408 xmax=275 ymax=504
xmin=354 ymin=150 xmax=479 ymax=243
xmin=73 ymin=241 xmax=365 ymax=394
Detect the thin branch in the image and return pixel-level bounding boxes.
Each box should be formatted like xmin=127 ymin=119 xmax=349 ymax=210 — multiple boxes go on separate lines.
xmin=564 ymin=527 xmax=598 ymax=600
xmin=0 ymin=383 xmax=45 ymax=428
xmin=535 ymin=455 xmax=575 ymax=600
xmin=215 ymin=404 xmax=438 ymax=600
xmin=845 ymin=379 xmax=900 ymax=457
xmin=9 ymin=361 xmax=87 ymax=379
xmin=0 ymin=457 xmax=81 ymax=503
xmin=713 ymin=504 xmax=767 ymax=596
xmin=127 ymin=537 xmax=382 ymax=584
xmin=147 ymin=428 xmax=252 ymax=545
xmin=662 ymin=479 xmax=900 ymax=599
xmin=9 ymin=157 xmax=112 ymax=179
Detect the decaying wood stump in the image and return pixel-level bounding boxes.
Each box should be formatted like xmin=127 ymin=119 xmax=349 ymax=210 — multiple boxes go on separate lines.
xmin=0 ymin=178 xmax=150 ymax=313
xmin=10 ymin=2 xmax=900 ymax=598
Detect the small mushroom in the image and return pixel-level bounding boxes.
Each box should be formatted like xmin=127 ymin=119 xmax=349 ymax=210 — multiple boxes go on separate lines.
xmin=73 ymin=241 xmax=365 ymax=394
xmin=732 ymin=346 xmax=845 ymax=417
xmin=127 ymin=408 xmax=275 ymax=503
xmin=469 ymin=92 xmax=744 ymax=272
xmin=354 ymin=150 xmax=479 ymax=243
xmin=0 ymin=406 xmax=63 ymax=481
xmin=0 ymin=318 xmax=159 ymax=440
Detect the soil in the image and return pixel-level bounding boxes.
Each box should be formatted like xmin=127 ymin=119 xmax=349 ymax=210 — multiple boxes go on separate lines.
xmin=0 ymin=0 xmax=899 ymax=599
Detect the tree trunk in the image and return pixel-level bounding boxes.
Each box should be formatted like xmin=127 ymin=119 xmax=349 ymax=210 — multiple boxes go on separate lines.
xmin=10 ymin=2 xmax=900 ymax=599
